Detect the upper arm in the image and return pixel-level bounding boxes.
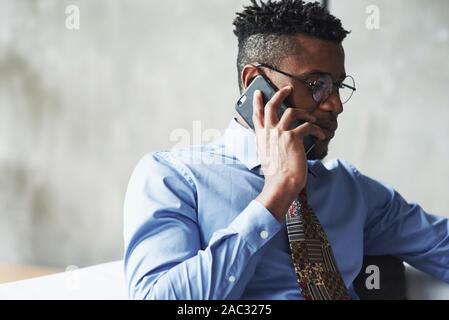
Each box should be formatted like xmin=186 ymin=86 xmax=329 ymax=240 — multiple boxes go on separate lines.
xmin=360 ymin=173 xmax=449 ymax=281
xmin=123 ymin=152 xmax=200 ymax=297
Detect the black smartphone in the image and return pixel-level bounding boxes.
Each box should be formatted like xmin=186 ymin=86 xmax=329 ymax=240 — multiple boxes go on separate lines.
xmin=235 ymin=75 xmax=316 ymax=154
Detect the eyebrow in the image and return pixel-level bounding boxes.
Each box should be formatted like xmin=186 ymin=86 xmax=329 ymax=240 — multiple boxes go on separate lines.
xmin=299 ymin=69 xmax=347 ymax=81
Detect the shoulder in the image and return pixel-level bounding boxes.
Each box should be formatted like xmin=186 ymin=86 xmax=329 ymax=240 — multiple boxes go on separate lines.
xmin=147 ymin=142 xmax=231 ymax=166
xmin=322 ymin=158 xmax=395 ymax=201
xmin=318 ymin=158 xmax=364 ymax=180
xmin=130 ymin=142 xmax=232 ymax=188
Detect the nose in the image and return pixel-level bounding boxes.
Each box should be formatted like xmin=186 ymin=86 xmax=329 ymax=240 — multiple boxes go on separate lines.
xmin=319 ymin=90 xmax=343 ymax=115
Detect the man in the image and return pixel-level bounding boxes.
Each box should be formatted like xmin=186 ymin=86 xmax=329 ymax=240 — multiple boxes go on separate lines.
xmin=123 ymin=0 xmax=449 ymax=299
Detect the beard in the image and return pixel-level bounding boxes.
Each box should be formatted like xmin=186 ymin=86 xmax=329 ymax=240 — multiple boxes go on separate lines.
xmin=306 ymin=138 xmax=330 ymax=160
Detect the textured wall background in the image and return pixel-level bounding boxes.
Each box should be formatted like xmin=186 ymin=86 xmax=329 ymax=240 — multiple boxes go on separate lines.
xmin=0 ymin=0 xmax=448 ymax=268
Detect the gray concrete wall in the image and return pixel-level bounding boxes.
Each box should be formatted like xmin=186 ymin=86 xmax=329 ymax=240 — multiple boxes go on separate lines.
xmin=0 ymin=0 xmax=448 ymax=268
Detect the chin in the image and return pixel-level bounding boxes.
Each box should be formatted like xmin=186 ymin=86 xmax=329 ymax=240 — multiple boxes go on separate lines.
xmin=307 ymin=139 xmax=330 ymax=160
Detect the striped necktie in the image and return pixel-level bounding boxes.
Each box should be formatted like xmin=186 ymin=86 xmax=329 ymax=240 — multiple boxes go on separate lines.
xmin=286 ymin=188 xmax=351 ymax=300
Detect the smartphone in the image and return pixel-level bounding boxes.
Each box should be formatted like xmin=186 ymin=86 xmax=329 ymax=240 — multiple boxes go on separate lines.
xmin=235 ymin=75 xmax=316 ymax=154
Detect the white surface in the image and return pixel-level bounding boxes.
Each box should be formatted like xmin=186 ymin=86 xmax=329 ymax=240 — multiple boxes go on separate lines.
xmin=0 ymin=261 xmax=127 ymax=300
xmin=405 ymin=264 xmax=449 ymax=300
xmin=0 ymin=260 xmax=447 ymax=300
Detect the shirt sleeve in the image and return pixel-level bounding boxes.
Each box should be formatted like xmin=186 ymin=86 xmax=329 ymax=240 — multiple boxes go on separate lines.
xmin=359 ymin=171 xmax=449 ymax=283
xmin=123 ymin=152 xmax=283 ymax=299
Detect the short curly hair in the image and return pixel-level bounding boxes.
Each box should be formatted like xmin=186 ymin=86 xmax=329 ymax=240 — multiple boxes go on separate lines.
xmin=233 ymin=0 xmax=350 ymax=91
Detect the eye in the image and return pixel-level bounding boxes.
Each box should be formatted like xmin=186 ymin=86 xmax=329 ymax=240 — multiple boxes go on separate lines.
xmin=310 ymin=78 xmax=325 ymax=89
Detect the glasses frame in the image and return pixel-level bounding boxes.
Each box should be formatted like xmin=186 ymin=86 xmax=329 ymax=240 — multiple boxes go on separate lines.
xmin=253 ymin=62 xmax=356 ymax=104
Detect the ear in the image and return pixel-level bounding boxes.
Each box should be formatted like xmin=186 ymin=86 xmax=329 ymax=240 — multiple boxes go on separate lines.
xmin=241 ymin=64 xmax=261 ymax=91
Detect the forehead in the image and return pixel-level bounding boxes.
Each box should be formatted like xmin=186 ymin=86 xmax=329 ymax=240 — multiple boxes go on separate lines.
xmin=281 ymin=34 xmax=346 ymax=78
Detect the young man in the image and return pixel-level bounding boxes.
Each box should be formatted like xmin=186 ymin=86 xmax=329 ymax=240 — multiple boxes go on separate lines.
xmin=123 ymin=0 xmax=449 ymax=299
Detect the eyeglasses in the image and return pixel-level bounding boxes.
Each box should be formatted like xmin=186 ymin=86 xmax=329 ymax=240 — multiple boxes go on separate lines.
xmin=254 ymin=62 xmax=356 ymax=104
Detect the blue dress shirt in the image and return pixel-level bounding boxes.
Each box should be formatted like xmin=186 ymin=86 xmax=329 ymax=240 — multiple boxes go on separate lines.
xmin=123 ymin=118 xmax=449 ymax=299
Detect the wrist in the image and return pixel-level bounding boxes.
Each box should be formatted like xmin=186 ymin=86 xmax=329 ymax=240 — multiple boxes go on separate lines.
xmin=256 ymin=177 xmax=303 ymax=222
xmin=265 ymin=176 xmax=304 ymax=197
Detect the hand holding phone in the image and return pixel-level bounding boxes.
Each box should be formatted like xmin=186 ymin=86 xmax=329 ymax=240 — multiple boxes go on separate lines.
xmin=235 ymin=75 xmax=316 ymax=153
xmin=234 ymin=75 xmax=326 ymax=222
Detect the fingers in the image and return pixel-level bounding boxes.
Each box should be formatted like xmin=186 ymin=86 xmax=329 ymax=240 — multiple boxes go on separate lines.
xmin=278 ymin=108 xmax=317 ymax=131
xmin=292 ymin=122 xmax=326 ymax=141
xmin=264 ymin=86 xmax=292 ymax=127
xmin=252 ymin=90 xmax=264 ymax=130
xmin=253 ymin=86 xmax=315 ymax=132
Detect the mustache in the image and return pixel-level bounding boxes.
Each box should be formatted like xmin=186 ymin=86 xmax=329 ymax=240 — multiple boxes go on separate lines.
xmin=315 ymin=117 xmax=338 ymax=131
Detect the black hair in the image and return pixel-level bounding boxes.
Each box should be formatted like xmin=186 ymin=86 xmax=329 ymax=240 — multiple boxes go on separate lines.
xmin=233 ymin=0 xmax=350 ymax=91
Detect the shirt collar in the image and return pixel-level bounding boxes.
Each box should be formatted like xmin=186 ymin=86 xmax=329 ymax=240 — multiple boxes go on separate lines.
xmin=223 ymin=118 xmax=325 ymax=177
xmin=223 ymin=118 xmax=260 ymax=171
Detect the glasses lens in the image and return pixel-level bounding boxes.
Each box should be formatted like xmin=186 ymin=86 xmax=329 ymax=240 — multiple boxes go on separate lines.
xmin=338 ymin=75 xmax=355 ymax=104
xmin=312 ymin=76 xmax=333 ymax=103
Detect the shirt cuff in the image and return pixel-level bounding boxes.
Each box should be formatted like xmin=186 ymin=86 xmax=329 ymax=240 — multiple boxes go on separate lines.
xmin=229 ymin=200 xmax=283 ymax=252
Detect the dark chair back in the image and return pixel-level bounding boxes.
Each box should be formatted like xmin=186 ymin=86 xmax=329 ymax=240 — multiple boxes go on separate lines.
xmin=354 ymin=255 xmax=406 ymax=300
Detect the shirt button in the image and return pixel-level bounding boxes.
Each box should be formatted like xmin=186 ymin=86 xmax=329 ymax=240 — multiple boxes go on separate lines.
xmin=228 ymin=275 xmax=236 ymax=283
xmin=260 ymin=230 xmax=269 ymax=239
